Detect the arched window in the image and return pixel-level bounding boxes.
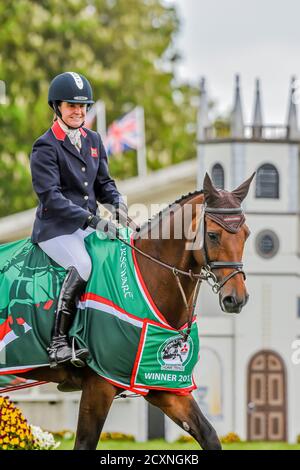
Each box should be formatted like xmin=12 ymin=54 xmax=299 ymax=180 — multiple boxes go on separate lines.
xmin=256 ymin=164 xmax=279 ymax=198
xmin=211 ymin=163 xmax=224 ymax=189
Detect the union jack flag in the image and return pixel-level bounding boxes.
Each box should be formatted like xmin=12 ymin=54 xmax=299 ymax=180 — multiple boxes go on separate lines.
xmin=104 ymin=108 xmax=141 ymax=156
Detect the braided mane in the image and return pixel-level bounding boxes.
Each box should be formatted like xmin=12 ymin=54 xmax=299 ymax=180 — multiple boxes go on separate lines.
xmin=139 ymin=190 xmax=203 ymax=235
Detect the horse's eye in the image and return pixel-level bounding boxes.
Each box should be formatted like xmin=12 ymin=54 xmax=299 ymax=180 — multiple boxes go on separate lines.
xmin=207 ymin=232 xmax=219 ymax=243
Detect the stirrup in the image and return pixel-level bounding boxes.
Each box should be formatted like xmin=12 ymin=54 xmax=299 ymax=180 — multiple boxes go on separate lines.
xmin=70 ymin=337 xmax=87 ymax=368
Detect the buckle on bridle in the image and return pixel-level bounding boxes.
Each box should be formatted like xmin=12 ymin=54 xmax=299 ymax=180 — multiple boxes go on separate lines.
xmin=202 ymin=265 xmax=219 ymax=290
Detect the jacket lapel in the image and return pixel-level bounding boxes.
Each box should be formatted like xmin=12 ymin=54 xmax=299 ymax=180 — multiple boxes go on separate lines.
xmin=62 ymin=136 xmax=86 ymax=164
xmin=51 ymin=121 xmax=87 ymax=164
xmin=80 ymin=134 xmax=90 ymax=160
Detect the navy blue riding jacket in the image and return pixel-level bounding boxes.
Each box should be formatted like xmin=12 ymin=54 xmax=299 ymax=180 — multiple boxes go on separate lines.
xmin=30 ymin=121 xmax=123 ymax=243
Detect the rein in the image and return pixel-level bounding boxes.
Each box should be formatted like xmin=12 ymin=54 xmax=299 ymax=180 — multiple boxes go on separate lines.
xmin=118 ymin=206 xmax=246 ymax=341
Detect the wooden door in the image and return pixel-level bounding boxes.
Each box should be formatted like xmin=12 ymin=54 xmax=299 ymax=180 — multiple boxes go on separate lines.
xmin=247 ymin=351 xmax=287 ymax=441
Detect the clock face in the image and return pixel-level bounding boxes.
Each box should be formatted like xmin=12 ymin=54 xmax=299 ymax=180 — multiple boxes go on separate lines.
xmin=255 ymin=230 xmax=279 ymax=258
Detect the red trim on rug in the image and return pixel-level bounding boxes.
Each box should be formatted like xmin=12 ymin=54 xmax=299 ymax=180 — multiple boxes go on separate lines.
xmin=133 ymin=382 xmax=196 ymax=394
xmin=130 ymin=236 xmax=170 ymax=325
xmin=99 ymin=374 xmax=194 ymax=396
xmin=173 ymin=387 xmax=195 ymax=396
xmin=178 ymin=316 xmax=197 ymax=331
xmin=130 ymin=322 xmax=148 ymax=389
xmin=81 ymin=292 xmax=182 ymax=332
xmin=0 ymin=367 xmax=35 ymax=376
xmin=81 ymin=292 xmax=143 ymax=324
xmin=130 ymin=236 xmax=198 ymax=331
xmin=192 ymin=375 xmax=197 ymax=389
xmin=100 ymin=375 xmax=148 ymax=396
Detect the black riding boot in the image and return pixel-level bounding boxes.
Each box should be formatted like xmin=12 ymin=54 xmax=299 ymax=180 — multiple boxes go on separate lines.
xmin=48 ymin=266 xmax=89 ymax=369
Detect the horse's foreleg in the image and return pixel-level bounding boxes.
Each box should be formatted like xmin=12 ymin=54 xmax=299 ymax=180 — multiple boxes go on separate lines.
xmin=74 ymin=372 xmax=117 ymax=450
xmin=146 ymin=391 xmax=221 ymax=450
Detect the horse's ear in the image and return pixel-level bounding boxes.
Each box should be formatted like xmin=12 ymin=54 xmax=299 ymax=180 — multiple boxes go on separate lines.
xmin=231 ymin=172 xmax=256 ymax=203
xmin=203 ymin=172 xmax=220 ymax=203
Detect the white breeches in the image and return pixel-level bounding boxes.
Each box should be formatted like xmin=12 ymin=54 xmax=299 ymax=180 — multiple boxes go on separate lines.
xmin=38 ymin=227 xmax=95 ymax=281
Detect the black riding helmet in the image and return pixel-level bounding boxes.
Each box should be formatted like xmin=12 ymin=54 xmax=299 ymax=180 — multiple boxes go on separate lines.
xmin=48 ymin=72 xmax=95 ymax=128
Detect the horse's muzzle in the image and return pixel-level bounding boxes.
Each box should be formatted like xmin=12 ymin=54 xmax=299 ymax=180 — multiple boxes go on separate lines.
xmin=220 ymin=292 xmax=249 ymax=314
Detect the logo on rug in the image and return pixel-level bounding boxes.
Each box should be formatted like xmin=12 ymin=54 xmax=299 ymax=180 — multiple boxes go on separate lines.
xmin=157 ymin=335 xmax=193 ymax=372
xmin=0 ymin=316 xmax=32 ymax=364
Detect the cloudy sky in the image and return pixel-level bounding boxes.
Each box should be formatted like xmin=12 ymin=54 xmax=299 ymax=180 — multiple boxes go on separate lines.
xmin=165 ymin=0 xmax=300 ymax=124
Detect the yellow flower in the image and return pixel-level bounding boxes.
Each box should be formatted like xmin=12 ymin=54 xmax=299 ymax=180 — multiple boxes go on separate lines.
xmin=3 ymin=436 xmax=9 ymax=444
xmin=2 ymin=444 xmax=7 ymax=450
xmin=20 ymin=441 xmax=25 ymax=448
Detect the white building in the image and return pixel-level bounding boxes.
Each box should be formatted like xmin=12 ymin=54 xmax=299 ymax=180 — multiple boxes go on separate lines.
xmin=1 ymin=76 xmax=300 ymax=443
xmin=183 ymin=75 xmax=300 ymax=443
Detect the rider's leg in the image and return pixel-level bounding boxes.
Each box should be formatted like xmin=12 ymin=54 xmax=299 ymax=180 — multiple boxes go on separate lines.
xmin=48 ymin=265 xmax=89 ymax=368
xmin=38 ymin=228 xmax=94 ymax=368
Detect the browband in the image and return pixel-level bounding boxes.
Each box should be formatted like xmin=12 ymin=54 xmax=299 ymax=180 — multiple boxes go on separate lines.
xmin=205 ymin=207 xmax=243 ymax=214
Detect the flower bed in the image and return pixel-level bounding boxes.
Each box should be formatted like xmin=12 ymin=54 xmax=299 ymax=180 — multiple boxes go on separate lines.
xmin=0 ymin=396 xmax=59 ymax=450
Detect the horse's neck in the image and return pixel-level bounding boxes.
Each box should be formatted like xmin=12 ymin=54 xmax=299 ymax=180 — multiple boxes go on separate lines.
xmin=135 ymin=193 xmax=204 ymax=329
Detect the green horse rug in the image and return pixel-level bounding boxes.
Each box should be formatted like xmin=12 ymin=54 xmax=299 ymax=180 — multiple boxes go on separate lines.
xmin=0 ymin=228 xmax=199 ymax=395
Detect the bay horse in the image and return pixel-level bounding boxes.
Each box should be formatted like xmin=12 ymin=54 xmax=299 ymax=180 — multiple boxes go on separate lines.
xmin=16 ymin=172 xmax=254 ymax=450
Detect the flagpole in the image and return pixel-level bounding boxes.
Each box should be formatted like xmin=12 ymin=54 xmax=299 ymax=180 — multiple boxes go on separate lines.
xmin=135 ymin=106 xmax=147 ymax=178
xmin=96 ymin=100 xmax=107 ymax=138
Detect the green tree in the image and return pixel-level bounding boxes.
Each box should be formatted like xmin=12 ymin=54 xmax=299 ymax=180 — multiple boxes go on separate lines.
xmin=0 ymin=0 xmax=199 ymax=217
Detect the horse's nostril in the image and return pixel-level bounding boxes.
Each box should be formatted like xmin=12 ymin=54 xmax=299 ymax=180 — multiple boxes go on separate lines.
xmin=223 ymin=296 xmax=236 ymax=307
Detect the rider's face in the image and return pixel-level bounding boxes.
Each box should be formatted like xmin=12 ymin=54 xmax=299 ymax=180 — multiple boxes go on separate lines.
xmin=59 ymin=102 xmax=87 ymax=127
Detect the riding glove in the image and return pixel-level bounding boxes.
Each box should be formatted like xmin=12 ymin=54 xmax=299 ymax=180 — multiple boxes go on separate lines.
xmin=86 ymin=215 xmax=118 ymax=239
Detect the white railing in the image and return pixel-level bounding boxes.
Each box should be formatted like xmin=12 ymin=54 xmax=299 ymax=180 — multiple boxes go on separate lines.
xmin=203 ymin=125 xmax=291 ymax=140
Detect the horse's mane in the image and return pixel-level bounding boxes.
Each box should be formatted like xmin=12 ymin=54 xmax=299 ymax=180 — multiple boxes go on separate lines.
xmin=139 ymin=189 xmax=204 ymax=236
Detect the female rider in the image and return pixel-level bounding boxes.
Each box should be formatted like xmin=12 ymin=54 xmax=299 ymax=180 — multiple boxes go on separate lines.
xmin=30 ymin=72 xmax=127 ymax=368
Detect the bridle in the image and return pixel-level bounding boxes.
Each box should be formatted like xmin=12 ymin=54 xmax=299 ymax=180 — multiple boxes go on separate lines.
xmin=202 ymin=206 xmax=246 ymax=292
xmin=117 ymin=205 xmax=246 ymax=340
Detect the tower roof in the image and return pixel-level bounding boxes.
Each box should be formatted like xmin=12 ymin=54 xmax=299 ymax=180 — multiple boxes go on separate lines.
xmin=286 ymin=76 xmax=299 ymax=139
xmin=252 ymin=78 xmax=263 ymax=138
xmin=197 ymin=77 xmax=210 ymax=140
xmin=253 ymin=78 xmax=263 ymax=126
xmin=231 ymin=74 xmax=244 ymax=138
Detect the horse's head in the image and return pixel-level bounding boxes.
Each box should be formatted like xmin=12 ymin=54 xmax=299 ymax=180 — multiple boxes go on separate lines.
xmin=193 ymin=172 xmax=255 ymax=314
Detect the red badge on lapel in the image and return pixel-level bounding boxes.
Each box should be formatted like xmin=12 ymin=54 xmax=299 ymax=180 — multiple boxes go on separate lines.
xmin=91 ymin=147 xmax=98 ymax=158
